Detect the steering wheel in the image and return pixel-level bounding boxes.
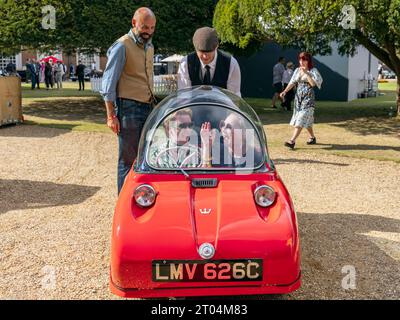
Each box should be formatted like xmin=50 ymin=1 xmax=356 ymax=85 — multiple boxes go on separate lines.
xmin=155 ymin=145 xmax=200 ymax=168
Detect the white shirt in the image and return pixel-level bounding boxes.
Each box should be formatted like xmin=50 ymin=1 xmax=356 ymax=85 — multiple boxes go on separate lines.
xmin=282 ymin=68 xmax=294 ymax=84
xmin=273 ymin=62 xmax=285 ymax=84
xmin=178 ymin=51 xmax=242 ymax=97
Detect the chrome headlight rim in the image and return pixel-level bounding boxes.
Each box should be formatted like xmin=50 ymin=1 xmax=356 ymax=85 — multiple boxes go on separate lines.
xmin=254 ymin=185 xmax=276 ymax=207
xmin=134 ymin=184 xmax=157 ymax=208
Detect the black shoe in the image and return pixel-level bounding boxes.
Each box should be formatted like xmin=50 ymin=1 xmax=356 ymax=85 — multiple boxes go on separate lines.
xmin=272 ymin=105 xmax=277 ymax=109
xmin=307 ymin=137 xmax=317 ymax=145
xmin=284 ymin=141 xmax=295 ymax=149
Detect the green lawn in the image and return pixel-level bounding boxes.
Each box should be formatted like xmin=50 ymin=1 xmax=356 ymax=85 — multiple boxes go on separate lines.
xmin=19 ymin=80 xmax=400 ymax=163
xmin=246 ymin=86 xmax=399 ymax=163
xmin=22 ymin=81 xmax=99 ymax=98
xmin=378 ymin=81 xmax=398 ymax=92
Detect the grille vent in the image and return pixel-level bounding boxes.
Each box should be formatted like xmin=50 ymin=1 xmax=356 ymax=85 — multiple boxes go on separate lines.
xmin=191 ymin=178 xmax=218 ymax=188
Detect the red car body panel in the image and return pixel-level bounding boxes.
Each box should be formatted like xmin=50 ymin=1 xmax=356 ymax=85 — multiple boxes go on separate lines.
xmin=110 ymin=170 xmax=301 ymax=298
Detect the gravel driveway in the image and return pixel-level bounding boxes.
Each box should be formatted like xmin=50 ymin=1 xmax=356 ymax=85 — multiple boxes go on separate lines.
xmin=0 ymin=125 xmax=399 ymax=299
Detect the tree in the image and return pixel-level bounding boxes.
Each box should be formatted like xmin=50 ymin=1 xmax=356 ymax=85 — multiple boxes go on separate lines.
xmin=0 ymin=0 xmax=217 ymax=55
xmin=214 ymin=0 xmax=400 ymax=115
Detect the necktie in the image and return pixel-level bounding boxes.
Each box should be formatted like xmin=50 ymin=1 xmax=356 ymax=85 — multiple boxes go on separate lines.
xmin=203 ymin=65 xmax=211 ymax=85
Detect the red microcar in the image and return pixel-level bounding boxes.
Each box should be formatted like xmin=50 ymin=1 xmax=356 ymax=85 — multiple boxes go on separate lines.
xmin=110 ymin=86 xmax=301 ymax=298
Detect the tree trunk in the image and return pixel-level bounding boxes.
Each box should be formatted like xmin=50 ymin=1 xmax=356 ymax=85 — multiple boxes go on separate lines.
xmin=397 ymin=76 xmax=400 ymax=117
xmin=353 ymin=31 xmax=400 ymax=116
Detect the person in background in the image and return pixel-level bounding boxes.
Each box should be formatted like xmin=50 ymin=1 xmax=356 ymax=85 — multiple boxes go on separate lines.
xmin=281 ymin=61 xmax=295 ymax=111
xmin=27 ymin=59 xmax=38 ymax=90
xmin=40 ymin=61 xmax=45 ymax=84
xmin=378 ymin=63 xmax=383 ymax=80
xmin=5 ymin=60 xmax=16 ymax=75
xmin=69 ymin=63 xmax=75 ymax=78
xmin=76 ymin=60 xmax=86 ymax=91
xmin=50 ymin=59 xmax=56 ymax=88
xmin=32 ymin=59 xmax=41 ymax=89
xmin=25 ymin=59 xmax=32 ymax=84
xmin=280 ymin=52 xmax=323 ymax=149
xmin=159 ymin=65 xmax=166 ymax=75
xmin=54 ymin=61 xmax=64 ymax=89
xmin=62 ymin=63 xmax=67 ymax=81
xmin=271 ymin=56 xmax=286 ymax=108
xmin=35 ymin=60 xmax=42 ymax=88
xmin=44 ymin=61 xmax=53 ymax=90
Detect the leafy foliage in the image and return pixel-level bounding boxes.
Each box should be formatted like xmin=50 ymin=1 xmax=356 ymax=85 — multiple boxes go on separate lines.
xmin=0 ymin=0 xmax=217 ymax=54
xmin=214 ymin=0 xmax=400 ymax=113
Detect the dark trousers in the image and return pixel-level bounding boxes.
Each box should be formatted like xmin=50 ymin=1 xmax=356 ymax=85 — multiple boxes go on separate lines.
xmin=45 ymin=75 xmax=53 ymax=89
xmin=116 ymin=98 xmax=152 ymax=194
xmin=282 ymin=83 xmax=295 ymax=110
xmin=78 ymin=75 xmax=85 ymax=90
xmin=35 ymin=74 xmax=40 ymax=89
xmin=31 ymin=74 xmax=37 ymax=89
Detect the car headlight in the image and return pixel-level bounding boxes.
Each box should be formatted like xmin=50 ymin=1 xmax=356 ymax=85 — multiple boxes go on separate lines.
xmin=254 ymin=185 xmax=276 ymax=207
xmin=134 ymin=184 xmax=157 ymax=208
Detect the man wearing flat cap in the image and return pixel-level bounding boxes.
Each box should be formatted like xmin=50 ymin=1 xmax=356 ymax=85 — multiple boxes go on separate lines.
xmin=178 ymin=26 xmax=241 ymax=97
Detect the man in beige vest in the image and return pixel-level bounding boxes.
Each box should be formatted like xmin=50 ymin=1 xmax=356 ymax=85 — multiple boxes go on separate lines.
xmin=101 ymin=7 xmax=156 ymax=194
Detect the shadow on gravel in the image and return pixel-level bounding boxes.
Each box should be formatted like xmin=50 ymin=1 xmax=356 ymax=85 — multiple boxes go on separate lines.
xmin=332 ymin=118 xmax=400 ymax=137
xmin=297 ymin=212 xmax=400 ymax=299
xmin=315 ymin=143 xmax=400 ymax=152
xmin=0 ymin=123 xmax=71 ymax=138
xmin=273 ymin=158 xmax=350 ymax=167
xmin=178 ymin=212 xmax=400 ymax=300
xmin=0 ymin=179 xmax=101 ymax=214
xmin=23 ymin=97 xmax=105 ymax=124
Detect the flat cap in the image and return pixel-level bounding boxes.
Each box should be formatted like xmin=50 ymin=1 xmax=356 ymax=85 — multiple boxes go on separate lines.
xmin=192 ymin=27 xmax=219 ymax=52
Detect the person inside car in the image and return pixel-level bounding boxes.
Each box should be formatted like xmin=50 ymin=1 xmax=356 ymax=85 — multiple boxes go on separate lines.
xmin=200 ymin=112 xmax=263 ymax=168
xmin=148 ymin=109 xmax=211 ymax=168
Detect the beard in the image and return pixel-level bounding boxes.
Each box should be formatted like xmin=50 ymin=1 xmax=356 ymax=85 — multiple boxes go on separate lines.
xmin=134 ymin=29 xmax=153 ymax=44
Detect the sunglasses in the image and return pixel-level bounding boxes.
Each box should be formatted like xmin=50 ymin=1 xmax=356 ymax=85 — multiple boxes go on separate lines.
xmin=177 ymin=122 xmax=194 ymax=130
xmin=299 ymin=56 xmax=308 ymax=61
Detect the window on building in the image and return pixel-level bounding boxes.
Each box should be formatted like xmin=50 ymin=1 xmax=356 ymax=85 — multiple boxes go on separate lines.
xmin=0 ymin=55 xmax=16 ymax=72
xmin=78 ymin=53 xmax=96 ymax=70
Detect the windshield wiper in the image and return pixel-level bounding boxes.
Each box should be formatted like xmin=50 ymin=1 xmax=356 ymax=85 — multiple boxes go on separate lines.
xmin=178 ymin=166 xmax=191 ymax=180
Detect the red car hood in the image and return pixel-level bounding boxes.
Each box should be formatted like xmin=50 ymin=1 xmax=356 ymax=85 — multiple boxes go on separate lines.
xmin=111 ymin=172 xmax=300 ymax=289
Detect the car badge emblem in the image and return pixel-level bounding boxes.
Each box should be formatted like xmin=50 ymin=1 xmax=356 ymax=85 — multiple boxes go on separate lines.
xmin=198 ymin=243 xmax=215 ymax=259
xmin=200 ymin=208 xmax=211 ymax=215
